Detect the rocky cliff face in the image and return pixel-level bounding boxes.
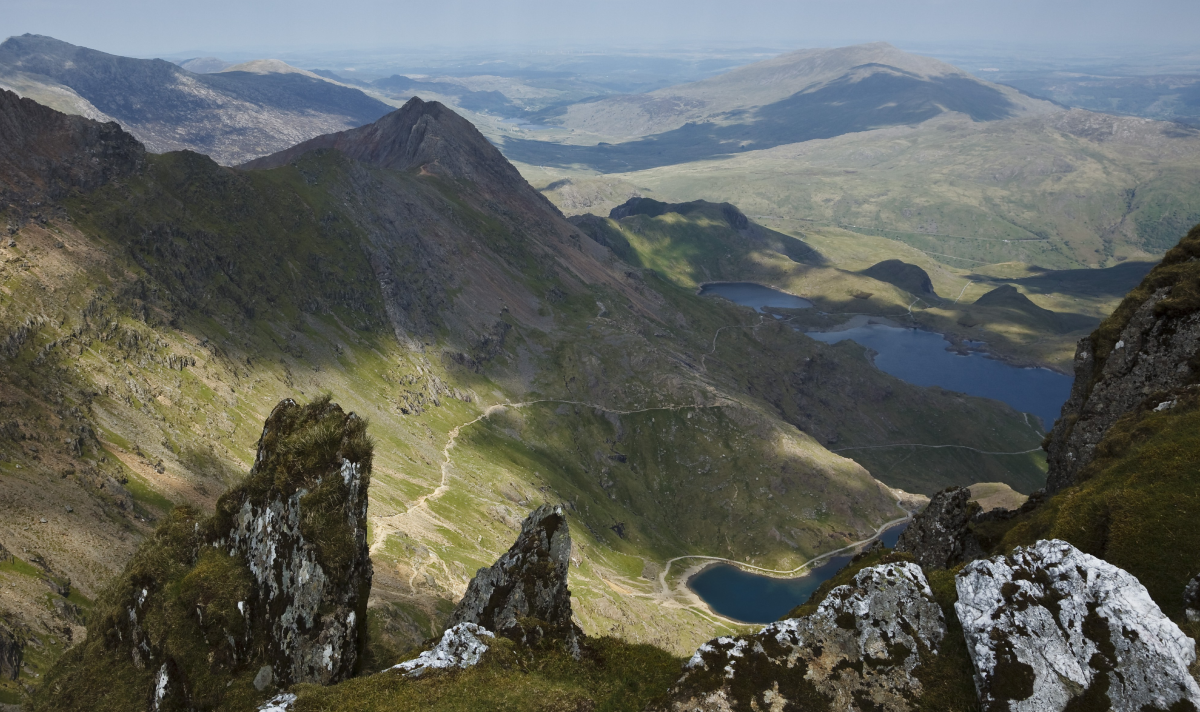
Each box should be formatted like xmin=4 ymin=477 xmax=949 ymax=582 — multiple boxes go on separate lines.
xmin=660 ymin=561 xmax=946 ymax=712
xmin=0 ymin=87 xmax=143 ymax=212
xmin=956 ymin=540 xmax=1200 ymax=711
xmin=31 ymin=396 xmax=373 ymax=711
xmin=1045 ymin=225 xmax=1200 ymax=491
xmin=447 ymin=504 xmax=582 ymax=658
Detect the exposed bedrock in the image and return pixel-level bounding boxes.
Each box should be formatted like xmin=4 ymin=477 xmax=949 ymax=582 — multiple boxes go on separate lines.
xmin=447 ymin=503 xmax=582 ymax=658
xmin=658 ymin=561 xmax=946 ymax=712
xmin=955 ymin=539 xmax=1200 ymax=712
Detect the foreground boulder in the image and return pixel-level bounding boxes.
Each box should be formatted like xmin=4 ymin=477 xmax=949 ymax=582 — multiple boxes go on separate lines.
xmin=448 ymin=503 xmax=582 ymax=658
xmin=33 ymin=396 xmax=373 ymax=711
xmin=659 ymin=562 xmax=946 ymax=711
xmin=390 ymin=623 xmax=495 ymax=677
xmin=955 ymin=539 xmax=1200 ymax=711
xmin=894 ymin=486 xmax=983 ymax=569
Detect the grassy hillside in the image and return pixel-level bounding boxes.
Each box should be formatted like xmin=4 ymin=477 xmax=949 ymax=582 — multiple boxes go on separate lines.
xmin=525 ymin=110 xmax=1200 ymax=273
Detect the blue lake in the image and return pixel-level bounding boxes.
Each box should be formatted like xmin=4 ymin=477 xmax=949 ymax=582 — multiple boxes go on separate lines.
xmin=699 ymin=282 xmax=813 ymax=313
xmin=807 ymin=325 xmax=1072 ymax=429
xmin=688 ymin=523 xmax=909 ymax=623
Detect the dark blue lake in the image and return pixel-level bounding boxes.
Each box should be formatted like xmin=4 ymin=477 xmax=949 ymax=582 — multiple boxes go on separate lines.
xmin=688 ymin=523 xmax=909 ymax=623
xmin=699 ymin=282 xmax=813 ymax=313
xmin=806 ymin=325 xmax=1072 ymax=429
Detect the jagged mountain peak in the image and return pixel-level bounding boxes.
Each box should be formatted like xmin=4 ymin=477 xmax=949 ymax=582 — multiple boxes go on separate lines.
xmin=241 ymin=96 xmax=524 ymax=185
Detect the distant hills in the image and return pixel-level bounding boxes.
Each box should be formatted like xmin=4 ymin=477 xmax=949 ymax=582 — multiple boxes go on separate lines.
xmin=502 ymin=42 xmax=1060 ymax=171
xmin=0 ymin=34 xmax=393 ymax=165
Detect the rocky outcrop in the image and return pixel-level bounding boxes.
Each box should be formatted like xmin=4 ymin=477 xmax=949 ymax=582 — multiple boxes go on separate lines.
xmin=955 ymin=539 xmax=1200 ymax=711
xmin=212 ymin=397 xmax=374 ymax=687
xmin=0 ymin=87 xmax=143 ymax=211
xmin=1186 ymin=573 xmax=1200 ymax=623
xmin=390 ymin=623 xmax=495 ymax=677
xmin=659 ymin=562 xmax=946 ymax=712
xmin=1045 ymin=227 xmax=1200 ymax=492
xmin=448 ymin=503 xmax=582 ymax=658
xmin=31 ymin=396 xmax=373 ymax=712
xmin=894 ymin=486 xmax=983 ymax=569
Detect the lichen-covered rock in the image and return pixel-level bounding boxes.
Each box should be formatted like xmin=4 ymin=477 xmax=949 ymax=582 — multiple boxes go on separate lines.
xmin=1186 ymin=573 xmax=1200 ymax=623
xmin=448 ymin=504 xmax=582 ymax=658
xmin=658 ymin=562 xmax=946 ymax=712
xmin=955 ymin=539 xmax=1200 ymax=711
xmin=894 ymin=486 xmax=983 ymax=569
xmin=391 ymin=623 xmax=495 ymax=677
xmin=31 ymin=396 xmax=373 ymax=712
xmin=213 ymin=397 xmax=374 ymax=687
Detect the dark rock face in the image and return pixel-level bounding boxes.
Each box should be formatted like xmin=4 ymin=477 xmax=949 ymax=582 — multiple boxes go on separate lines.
xmin=1045 ymin=229 xmax=1200 ymax=492
xmin=1186 ymin=573 xmax=1200 ymax=623
xmin=0 ymin=617 xmax=22 ymax=681
xmin=659 ymin=562 xmax=946 ymax=712
xmin=212 ymin=397 xmax=374 ymax=686
xmin=448 ymin=503 xmax=582 ymax=658
xmin=894 ymin=486 xmax=983 ymax=569
xmin=956 ymin=539 xmax=1200 ymax=711
xmin=0 ymin=87 xmax=144 ymax=209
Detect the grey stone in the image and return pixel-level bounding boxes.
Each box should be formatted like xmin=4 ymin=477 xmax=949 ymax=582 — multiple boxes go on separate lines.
xmin=448 ymin=503 xmax=582 ymax=658
xmin=253 ymin=665 xmax=273 ymax=691
xmin=220 ymin=398 xmax=373 ymax=686
xmin=391 ymin=622 xmax=494 ymax=677
xmin=956 ymin=539 xmax=1200 ymax=712
xmin=894 ymin=486 xmax=983 ymax=569
xmin=659 ymin=561 xmax=946 ymax=712
xmin=1046 ymin=286 xmax=1200 ymax=492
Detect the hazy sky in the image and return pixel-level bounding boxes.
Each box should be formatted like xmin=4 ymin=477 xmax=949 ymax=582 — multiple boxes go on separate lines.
xmin=4 ymin=0 xmax=1198 ymax=57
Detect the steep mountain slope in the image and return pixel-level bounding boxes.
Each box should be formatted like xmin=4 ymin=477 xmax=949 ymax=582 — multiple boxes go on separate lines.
xmin=501 ymin=43 xmax=1061 ymax=171
xmin=0 ymin=34 xmax=393 ymax=165
xmin=0 ymin=92 xmax=1046 ymax=702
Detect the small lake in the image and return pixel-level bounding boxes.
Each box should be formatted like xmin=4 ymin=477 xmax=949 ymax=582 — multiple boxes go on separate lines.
xmin=699 ymin=282 xmax=814 ymax=313
xmin=687 ymin=522 xmax=909 ymax=623
xmin=806 ymin=325 xmax=1072 ymax=429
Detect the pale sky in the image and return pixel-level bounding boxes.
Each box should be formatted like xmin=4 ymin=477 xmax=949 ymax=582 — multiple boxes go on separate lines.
xmin=2 ymin=0 xmax=1197 ymax=57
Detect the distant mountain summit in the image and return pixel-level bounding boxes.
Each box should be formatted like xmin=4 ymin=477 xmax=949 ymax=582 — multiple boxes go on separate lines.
xmin=502 ymin=42 xmax=1061 ymax=171
xmin=0 ymin=34 xmax=392 ymax=165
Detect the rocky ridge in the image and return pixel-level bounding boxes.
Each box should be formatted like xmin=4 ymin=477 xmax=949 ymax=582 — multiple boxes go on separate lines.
xmin=0 ymin=34 xmax=393 ymax=165
xmin=0 ymin=87 xmax=143 ymax=213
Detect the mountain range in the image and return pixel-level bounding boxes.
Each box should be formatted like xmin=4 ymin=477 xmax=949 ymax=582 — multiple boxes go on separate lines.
xmin=0 ymin=34 xmax=393 ymax=165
